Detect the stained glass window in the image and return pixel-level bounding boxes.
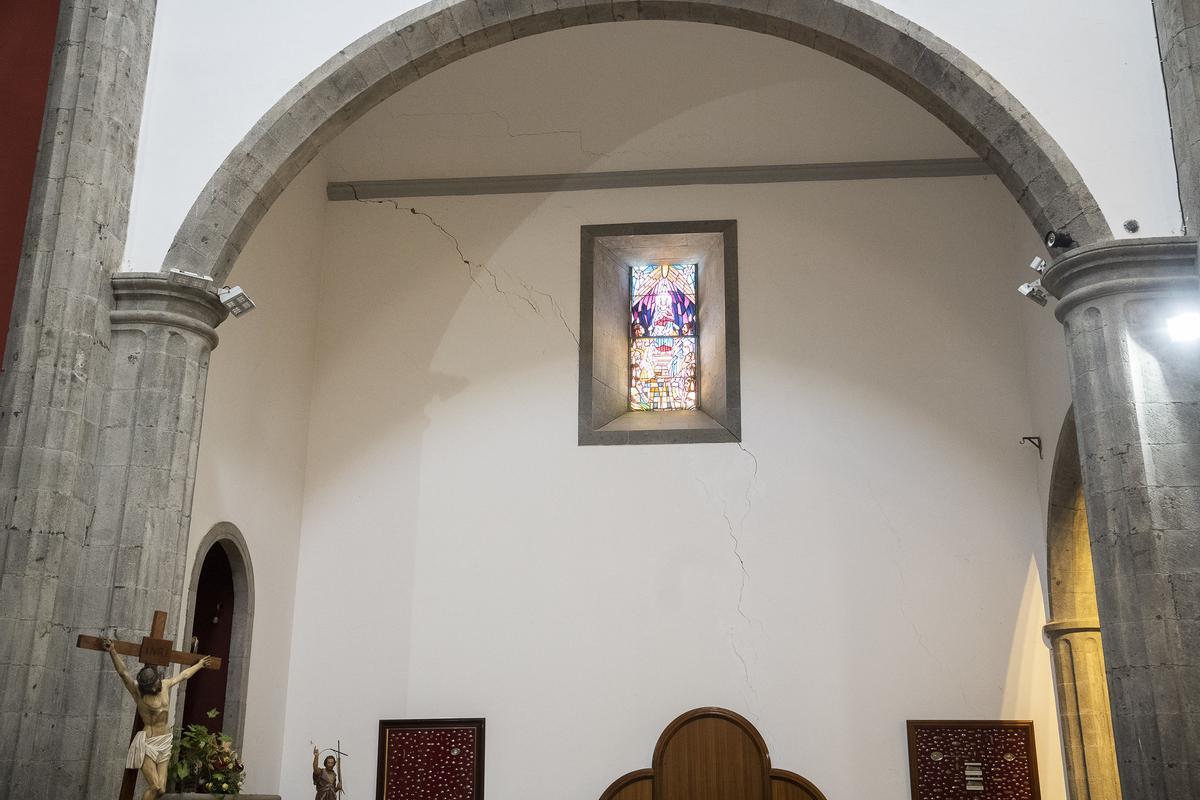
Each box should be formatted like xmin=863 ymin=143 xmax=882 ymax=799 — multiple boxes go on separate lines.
xmin=630 ymin=263 xmax=698 ymax=410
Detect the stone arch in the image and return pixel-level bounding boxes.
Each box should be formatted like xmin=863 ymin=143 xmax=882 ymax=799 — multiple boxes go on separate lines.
xmin=166 ymin=0 xmax=1111 ymax=284
xmin=1045 ymin=409 xmax=1121 ymax=800
xmin=177 ymin=522 xmax=256 ymax=748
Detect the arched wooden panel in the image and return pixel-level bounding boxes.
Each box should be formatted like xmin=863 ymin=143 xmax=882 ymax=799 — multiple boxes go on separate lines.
xmin=600 ymin=771 xmax=654 ymax=800
xmin=656 ymin=711 xmax=770 ymax=800
xmin=597 ymin=708 xmax=827 ymax=800
xmin=770 ymin=769 xmax=829 ymax=800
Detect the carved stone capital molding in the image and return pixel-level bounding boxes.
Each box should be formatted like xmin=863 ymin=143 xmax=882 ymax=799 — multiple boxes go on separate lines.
xmin=1042 ymin=617 xmax=1102 ymax=638
xmin=110 ymin=272 xmax=228 ymax=350
xmin=1042 ymin=236 xmax=1200 ymax=321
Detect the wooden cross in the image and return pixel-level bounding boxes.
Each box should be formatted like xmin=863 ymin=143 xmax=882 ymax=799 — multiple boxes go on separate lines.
xmin=76 ymin=609 xmax=221 ymax=800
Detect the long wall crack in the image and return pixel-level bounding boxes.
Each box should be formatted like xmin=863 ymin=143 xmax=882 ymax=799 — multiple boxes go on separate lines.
xmin=355 ymin=195 xmax=580 ymax=346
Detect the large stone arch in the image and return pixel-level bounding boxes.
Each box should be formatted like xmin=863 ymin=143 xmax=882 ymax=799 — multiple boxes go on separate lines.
xmin=167 ymin=0 xmax=1110 ymax=284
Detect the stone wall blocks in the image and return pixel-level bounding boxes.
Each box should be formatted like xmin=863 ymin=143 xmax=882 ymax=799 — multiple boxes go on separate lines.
xmin=476 ymin=0 xmax=513 ymax=27
xmin=813 ymin=0 xmax=852 ymax=38
xmin=349 ymin=42 xmax=393 ymax=92
xmin=280 ymin=95 xmax=330 ymax=146
xmin=1146 ymin=486 xmax=1200 ymax=531
xmin=581 ymin=0 xmax=614 ymax=24
xmin=502 ymin=0 xmax=541 ymax=25
xmin=446 ymin=0 xmax=486 ymax=36
xmin=735 ymin=0 xmax=772 ymax=15
xmin=1143 ymin=401 xmax=1200 ymax=444
xmin=374 ymin=28 xmax=416 ymax=73
xmin=686 ymin=0 xmax=723 ymax=24
xmin=723 ymin=6 xmax=793 ymax=41
xmin=632 ymin=1 xmax=674 ymax=21
xmin=609 ymin=1 xmax=638 ymax=22
xmin=396 ymin=17 xmax=441 ymax=63
xmin=1149 ymin=442 xmax=1200 ymax=487
xmin=310 ymin=68 xmax=366 ymax=119
xmin=1172 ymin=575 xmax=1200 ymax=624
xmin=1041 ymin=185 xmax=1100 ymax=240
xmin=839 ymin=12 xmax=906 ymax=64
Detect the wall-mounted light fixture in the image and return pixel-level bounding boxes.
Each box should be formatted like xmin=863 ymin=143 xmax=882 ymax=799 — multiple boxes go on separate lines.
xmin=218 ymin=285 xmax=256 ymax=318
xmin=168 ymin=268 xmax=213 ymax=291
xmin=1018 ymin=280 xmax=1049 ymax=306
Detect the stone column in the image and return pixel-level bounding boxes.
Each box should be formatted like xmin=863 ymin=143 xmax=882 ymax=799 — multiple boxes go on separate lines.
xmin=0 ymin=0 xmax=158 ymax=796
xmin=1045 ymin=619 xmax=1121 ymax=800
xmin=1153 ymin=0 xmax=1200 ymax=231
xmin=1043 ymin=236 xmax=1200 ymax=799
xmin=78 ymin=274 xmax=225 ymax=795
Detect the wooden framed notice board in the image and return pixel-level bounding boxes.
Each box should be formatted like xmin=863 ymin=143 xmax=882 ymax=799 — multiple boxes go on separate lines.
xmin=377 ymin=718 xmax=485 ymax=800
xmin=907 ymin=720 xmax=1040 ymax=799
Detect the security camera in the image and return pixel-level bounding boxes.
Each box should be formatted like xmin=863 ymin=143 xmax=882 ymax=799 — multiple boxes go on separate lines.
xmin=218 ymin=285 xmax=256 ymax=317
xmin=1029 ymin=256 xmax=1047 ymax=274
xmin=1044 ymin=230 xmax=1076 ymax=250
xmin=1018 ymin=280 xmax=1049 ymax=307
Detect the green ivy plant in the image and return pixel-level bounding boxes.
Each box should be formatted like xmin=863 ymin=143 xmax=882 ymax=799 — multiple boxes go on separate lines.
xmin=169 ymin=709 xmax=246 ymax=796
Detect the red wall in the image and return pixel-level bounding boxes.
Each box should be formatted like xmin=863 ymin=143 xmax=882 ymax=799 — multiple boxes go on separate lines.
xmin=0 ymin=3 xmax=62 ymax=355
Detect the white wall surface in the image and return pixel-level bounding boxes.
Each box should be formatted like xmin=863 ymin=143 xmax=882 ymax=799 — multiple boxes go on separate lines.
xmin=323 ymin=21 xmax=972 ymax=181
xmin=274 ymin=175 xmax=1066 ymax=800
xmin=123 ymin=0 xmax=1181 ymax=277
xmin=176 ymin=22 xmax=1082 ymax=798
xmin=182 ymin=157 xmax=326 ymax=794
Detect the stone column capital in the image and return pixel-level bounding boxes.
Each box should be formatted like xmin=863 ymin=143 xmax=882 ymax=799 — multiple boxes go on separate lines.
xmin=110 ymin=272 xmax=229 ymax=350
xmin=1042 ymin=236 xmax=1200 ymax=321
xmin=1042 ymin=617 xmax=1102 ymax=638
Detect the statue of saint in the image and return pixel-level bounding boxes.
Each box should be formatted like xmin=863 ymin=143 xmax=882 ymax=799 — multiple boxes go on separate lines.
xmin=101 ymin=638 xmax=212 ymax=800
xmin=313 ymin=747 xmax=343 ymax=799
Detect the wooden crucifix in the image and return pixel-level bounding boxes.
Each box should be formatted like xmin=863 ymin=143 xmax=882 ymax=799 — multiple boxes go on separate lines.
xmin=77 ymin=610 xmax=221 ymax=800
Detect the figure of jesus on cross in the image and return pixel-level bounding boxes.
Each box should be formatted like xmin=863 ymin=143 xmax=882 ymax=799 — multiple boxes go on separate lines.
xmin=77 ymin=610 xmax=221 ymax=800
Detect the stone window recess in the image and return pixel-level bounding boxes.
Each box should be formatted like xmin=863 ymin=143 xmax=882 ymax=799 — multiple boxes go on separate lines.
xmin=578 ymin=220 xmax=741 ymax=445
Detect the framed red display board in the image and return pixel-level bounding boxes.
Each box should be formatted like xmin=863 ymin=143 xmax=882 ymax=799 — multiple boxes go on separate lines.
xmin=906 ymin=720 xmax=1040 ymax=799
xmin=376 ymin=718 xmax=484 ymax=800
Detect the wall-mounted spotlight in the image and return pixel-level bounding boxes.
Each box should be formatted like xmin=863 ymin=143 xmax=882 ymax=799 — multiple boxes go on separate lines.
xmin=1029 ymin=256 xmax=1047 ymax=274
xmin=218 ymin=285 xmax=256 ymax=317
xmin=1018 ymin=280 xmax=1049 ymax=306
xmin=168 ymin=268 xmax=213 ymax=291
xmin=1168 ymin=311 xmax=1200 ymax=342
xmin=1044 ymin=230 xmax=1076 ymax=250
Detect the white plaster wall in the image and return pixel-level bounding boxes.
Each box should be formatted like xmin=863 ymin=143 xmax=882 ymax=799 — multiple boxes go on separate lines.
xmin=278 ymin=175 xmax=1069 ymax=799
xmin=123 ymin=0 xmax=1180 ymax=277
xmin=182 ymin=157 xmax=327 ymax=794
xmin=322 ymin=21 xmax=973 ymax=181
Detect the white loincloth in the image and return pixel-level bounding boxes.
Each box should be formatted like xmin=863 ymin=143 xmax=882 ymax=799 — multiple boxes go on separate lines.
xmin=126 ymin=731 xmax=173 ymax=768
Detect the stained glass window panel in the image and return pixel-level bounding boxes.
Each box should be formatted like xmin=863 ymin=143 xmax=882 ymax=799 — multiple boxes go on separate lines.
xmin=630 ymin=287 xmax=697 ymax=338
xmin=631 ymin=262 xmax=695 ymax=298
xmin=630 ymin=336 xmax=697 ymax=410
xmin=630 ymin=263 xmax=698 ymax=411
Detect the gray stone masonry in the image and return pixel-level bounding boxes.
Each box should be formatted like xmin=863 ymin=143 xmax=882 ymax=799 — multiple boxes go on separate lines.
xmin=1153 ymin=0 xmax=1200 ymax=231
xmin=0 ymin=1 xmax=158 ymax=798
xmin=1043 ymin=236 xmax=1200 ymax=800
xmin=164 ymin=0 xmax=1109 ymax=285
xmin=82 ymin=274 xmax=225 ymax=797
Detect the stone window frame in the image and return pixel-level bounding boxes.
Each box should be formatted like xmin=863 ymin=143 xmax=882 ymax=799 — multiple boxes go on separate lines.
xmin=578 ymin=220 xmax=741 ymax=446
